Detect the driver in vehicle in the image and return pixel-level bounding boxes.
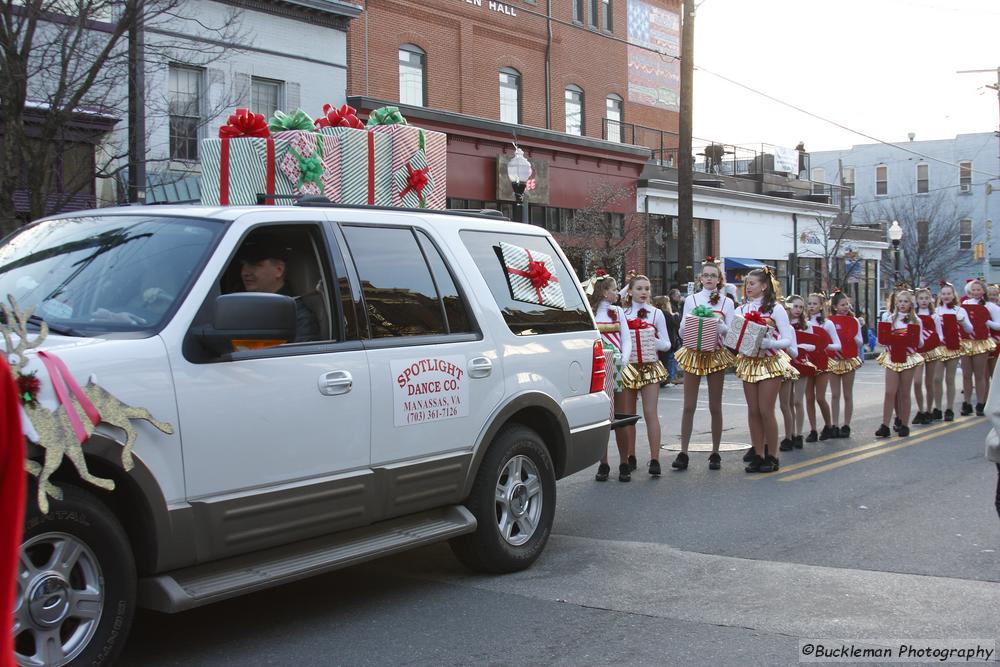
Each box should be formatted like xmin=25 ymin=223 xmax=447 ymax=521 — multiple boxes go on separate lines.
xmin=238 ymin=235 xmax=320 ymax=343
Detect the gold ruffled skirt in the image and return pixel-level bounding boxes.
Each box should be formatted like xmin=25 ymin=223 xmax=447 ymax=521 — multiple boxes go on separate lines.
xmin=961 ymin=338 xmax=996 ymax=356
xmin=620 ymin=361 xmax=668 ymax=390
xmin=877 ymin=351 xmax=925 ymax=372
xmin=674 ymin=346 xmax=735 ymax=376
xmin=828 ymin=356 xmax=863 ymax=375
xmin=734 ymin=353 xmax=797 ymax=383
xmin=919 ymin=346 xmax=944 ymax=363
xmin=936 ymin=345 xmax=964 ymax=362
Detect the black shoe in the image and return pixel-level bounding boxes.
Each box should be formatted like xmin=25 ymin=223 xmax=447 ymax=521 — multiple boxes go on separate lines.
xmin=961 ymin=402 xmax=973 ymax=416
xmin=779 ymin=438 xmax=793 ymax=452
xmin=595 ymin=462 xmax=610 ymax=481
xmin=671 ymin=452 xmax=689 ymax=470
xmin=742 ymin=447 xmax=755 ymax=462
xmin=912 ymin=412 xmax=926 ymax=425
xmin=875 ymin=424 xmax=891 ymax=438
xmin=759 ymin=455 xmax=779 ymax=473
xmin=831 ymin=426 xmax=843 ymax=438
xmin=708 ymin=452 xmax=721 ymax=470
xmin=805 ymin=430 xmax=818 ymax=443
xmin=893 ymin=417 xmax=902 ymax=431
xmin=819 ymin=425 xmax=835 ymax=441
xmin=618 ymin=463 xmax=631 ymax=482
xmin=744 ymin=454 xmax=764 ymax=473
xmin=793 ymin=435 xmax=804 ymax=449
xmin=932 ymin=408 xmax=943 ymax=421
xmin=648 ymin=459 xmax=661 ymax=476
xmin=628 ymin=455 xmax=637 ymax=471
xmin=976 ymin=403 xmax=986 ymax=416
xmin=898 ymin=425 xmax=910 ymax=437
xmin=944 ymin=409 xmax=954 ymax=422
xmin=840 ymin=425 xmax=851 ymax=438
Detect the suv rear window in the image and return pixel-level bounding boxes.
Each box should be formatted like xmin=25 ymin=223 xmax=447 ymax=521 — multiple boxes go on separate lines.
xmin=460 ymin=230 xmax=592 ymax=335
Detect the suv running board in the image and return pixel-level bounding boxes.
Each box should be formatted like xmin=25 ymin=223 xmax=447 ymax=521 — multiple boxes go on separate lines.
xmin=138 ymin=505 xmax=476 ymax=613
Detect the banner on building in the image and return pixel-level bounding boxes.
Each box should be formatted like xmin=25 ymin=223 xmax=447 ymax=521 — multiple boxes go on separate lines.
xmin=627 ymin=0 xmax=680 ymax=111
xmin=772 ymin=146 xmax=799 ymax=174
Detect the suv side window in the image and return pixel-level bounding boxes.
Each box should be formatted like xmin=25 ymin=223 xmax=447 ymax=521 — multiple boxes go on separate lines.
xmin=459 ymin=230 xmax=592 ymax=335
xmin=343 ymin=225 xmax=471 ymax=338
xmin=415 ymin=230 xmax=474 ymax=334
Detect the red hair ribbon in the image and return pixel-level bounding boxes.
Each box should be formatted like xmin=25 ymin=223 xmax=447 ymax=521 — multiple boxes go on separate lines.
xmin=595 ymin=268 xmax=608 ymax=277
xmin=704 ymin=255 xmax=716 ymax=263
xmin=966 ymin=278 xmax=976 ymax=283
xmin=219 ymin=108 xmax=270 ymax=138
xmin=939 ymin=279 xmax=948 ymax=287
xmin=314 ymin=103 xmax=365 ymax=130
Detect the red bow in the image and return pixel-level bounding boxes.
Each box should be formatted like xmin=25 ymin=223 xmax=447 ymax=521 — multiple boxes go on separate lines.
xmin=400 ymin=162 xmax=430 ymax=199
xmin=314 ymin=103 xmax=364 ymax=130
xmin=219 ymin=108 xmax=270 ymax=138
xmin=595 ymin=268 xmax=608 ymax=277
xmin=744 ymin=310 xmax=767 ymax=325
xmin=526 ymin=259 xmax=553 ymax=291
xmin=627 ymin=318 xmax=650 ymax=330
xmin=607 ymin=310 xmax=618 ymax=322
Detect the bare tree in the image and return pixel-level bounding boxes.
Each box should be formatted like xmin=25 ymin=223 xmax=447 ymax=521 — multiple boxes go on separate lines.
xmin=795 ymin=212 xmax=857 ymax=294
xmin=560 ymin=183 xmax=645 ymax=281
xmin=859 ymin=191 xmax=976 ymax=287
xmin=0 ymin=0 xmax=247 ymax=234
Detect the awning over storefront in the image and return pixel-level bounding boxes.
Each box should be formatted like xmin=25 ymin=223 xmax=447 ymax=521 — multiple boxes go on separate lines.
xmin=724 ymin=257 xmax=770 ymax=271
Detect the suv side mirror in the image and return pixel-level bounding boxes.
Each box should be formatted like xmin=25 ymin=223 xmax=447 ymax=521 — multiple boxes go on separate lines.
xmin=198 ymin=293 xmax=297 ymax=354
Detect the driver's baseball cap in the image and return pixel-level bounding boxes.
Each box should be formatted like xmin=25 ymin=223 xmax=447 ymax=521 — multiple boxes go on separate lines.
xmin=238 ymin=233 xmax=290 ymax=264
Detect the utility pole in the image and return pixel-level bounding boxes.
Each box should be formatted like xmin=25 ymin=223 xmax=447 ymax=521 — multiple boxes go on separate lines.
xmin=957 ymin=67 xmax=1000 ymax=176
xmin=957 ymin=67 xmax=999 ymax=280
xmin=127 ymin=0 xmax=146 ymax=204
xmin=676 ymin=0 xmax=695 ymax=286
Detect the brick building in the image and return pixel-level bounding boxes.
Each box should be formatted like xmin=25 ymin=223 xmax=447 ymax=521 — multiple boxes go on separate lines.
xmin=346 ymin=0 xmax=683 ymax=278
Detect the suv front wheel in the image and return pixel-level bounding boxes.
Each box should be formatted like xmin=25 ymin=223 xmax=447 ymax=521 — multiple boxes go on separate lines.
xmin=450 ymin=424 xmax=556 ymax=573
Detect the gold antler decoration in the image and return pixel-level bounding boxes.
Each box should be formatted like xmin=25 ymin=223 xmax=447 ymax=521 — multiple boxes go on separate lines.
xmin=1 ymin=294 xmax=48 ymax=374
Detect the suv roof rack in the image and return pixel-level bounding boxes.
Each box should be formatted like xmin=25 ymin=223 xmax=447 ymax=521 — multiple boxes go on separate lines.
xmin=247 ymin=194 xmax=510 ymax=221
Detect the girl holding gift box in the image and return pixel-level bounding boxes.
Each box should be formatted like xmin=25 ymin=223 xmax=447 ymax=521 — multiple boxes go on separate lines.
xmin=589 ymin=275 xmax=634 ymax=483
xmin=621 ymin=275 xmax=671 ymax=476
xmin=806 ymin=293 xmax=841 ymax=442
xmin=828 ymin=291 xmax=864 ymax=438
xmin=911 ymin=287 xmax=943 ymax=425
xmin=875 ymin=289 xmax=925 ymax=437
xmin=960 ymin=279 xmax=1000 ymax=416
xmin=734 ymin=267 xmax=796 ymax=473
xmin=934 ymin=282 xmax=973 ymax=421
xmin=672 ymin=258 xmax=736 ymax=471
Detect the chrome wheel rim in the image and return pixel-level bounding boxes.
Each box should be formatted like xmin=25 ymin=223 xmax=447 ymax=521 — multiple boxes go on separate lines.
xmin=495 ymin=455 xmax=543 ymax=546
xmin=14 ymin=532 xmax=104 ymax=667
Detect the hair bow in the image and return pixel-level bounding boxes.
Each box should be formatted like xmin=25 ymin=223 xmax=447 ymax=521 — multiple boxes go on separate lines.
xmin=704 ymin=255 xmax=716 ymax=263
xmin=939 ymin=279 xmax=948 ymax=288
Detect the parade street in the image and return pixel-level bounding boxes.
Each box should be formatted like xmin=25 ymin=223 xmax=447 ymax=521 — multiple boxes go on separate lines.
xmin=120 ymin=363 xmax=999 ymax=667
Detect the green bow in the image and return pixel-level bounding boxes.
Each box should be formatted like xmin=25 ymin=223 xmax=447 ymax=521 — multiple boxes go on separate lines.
xmin=365 ymin=106 xmax=408 ymax=128
xmin=288 ymin=144 xmax=325 ymax=193
xmin=269 ymin=109 xmax=315 ymax=132
xmin=690 ymin=305 xmax=716 ymax=318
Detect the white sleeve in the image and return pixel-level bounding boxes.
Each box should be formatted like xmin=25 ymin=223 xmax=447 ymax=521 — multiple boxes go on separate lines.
xmin=957 ymin=307 xmax=975 ymax=333
xmin=717 ymin=297 xmax=733 ymax=337
xmin=933 ymin=313 xmax=944 ymax=341
xmin=987 ymin=303 xmax=1000 ymax=331
xmin=653 ymin=309 xmax=671 ymax=352
xmin=823 ymin=320 xmax=842 ymax=353
xmin=616 ymin=306 xmax=632 ymax=362
xmin=855 ymin=318 xmax=864 ymax=347
xmin=764 ymin=305 xmax=794 ymax=351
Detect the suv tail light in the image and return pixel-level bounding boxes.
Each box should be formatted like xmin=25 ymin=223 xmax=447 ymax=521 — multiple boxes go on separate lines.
xmin=590 ymin=339 xmax=607 ymax=393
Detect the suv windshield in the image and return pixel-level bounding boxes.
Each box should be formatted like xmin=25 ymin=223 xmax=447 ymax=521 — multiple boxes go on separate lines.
xmin=0 ymin=214 xmax=222 ymax=336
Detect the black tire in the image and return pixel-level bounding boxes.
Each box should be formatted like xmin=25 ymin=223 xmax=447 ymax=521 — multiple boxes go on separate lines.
xmin=449 ymin=424 xmax=556 ymax=573
xmin=16 ymin=485 xmax=136 ymax=667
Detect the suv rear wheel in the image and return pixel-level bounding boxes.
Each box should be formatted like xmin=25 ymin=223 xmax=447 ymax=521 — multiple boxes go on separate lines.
xmin=15 ymin=485 xmax=135 ymax=667
xmin=450 ymin=424 xmax=556 ymax=573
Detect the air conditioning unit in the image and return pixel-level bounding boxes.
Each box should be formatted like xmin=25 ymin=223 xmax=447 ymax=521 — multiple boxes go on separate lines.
xmin=960 ymin=183 xmax=972 ymax=193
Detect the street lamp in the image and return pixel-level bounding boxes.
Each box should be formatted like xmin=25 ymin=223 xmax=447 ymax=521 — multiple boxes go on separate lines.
xmin=888 ymin=220 xmax=903 ymax=283
xmin=507 ymin=146 xmax=531 ymax=224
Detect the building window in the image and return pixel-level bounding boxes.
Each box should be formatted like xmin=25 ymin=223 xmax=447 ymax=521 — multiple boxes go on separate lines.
xmin=589 ymin=0 xmax=599 ymax=27
xmin=602 ymin=0 xmax=613 ymax=31
xmin=875 ymin=164 xmax=888 ymax=196
xmin=399 ymin=44 xmax=426 ymax=107
xmin=960 ymin=160 xmax=972 ymax=193
xmin=960 ymin=219 xmax=972 ymax=250
xmin=565 ymin=85 xmax=584 ymax=136
xmin=573 ymin=0 xmax=584 ymax=22
xmin=251 ymin=77 xmax=283 ymax=120
xmin=917 ymin=219 xmax=929 ymax=246
xmin=842 ymin=166 xmax=855 ymax=196
xmin=605 ymin=94 xmax=623 ymax=143
xmin=499 ymin=67 xmax=521 ymax=124
xmin=168 ymin=64 xmax=203 ymax=162
xmin=916 ymin=163 xmax=929 ymax=194
xmin=811 ymin=167 xmax=825 ymax=195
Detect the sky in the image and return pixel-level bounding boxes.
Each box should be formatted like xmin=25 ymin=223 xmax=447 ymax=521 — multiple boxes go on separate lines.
xmin=691 ymin=0 xmax=1000 ymax=152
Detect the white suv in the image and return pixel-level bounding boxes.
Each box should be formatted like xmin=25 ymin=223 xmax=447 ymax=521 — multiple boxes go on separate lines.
xmin=1 ymin=203 xmax=614 ymax=667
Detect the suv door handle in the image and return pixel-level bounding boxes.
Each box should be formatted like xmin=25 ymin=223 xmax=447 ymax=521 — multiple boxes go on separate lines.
xmin=318 ymin=370 xmax=353 ymax=396
xmin=468 ymin=356 xmax=493 ymax=379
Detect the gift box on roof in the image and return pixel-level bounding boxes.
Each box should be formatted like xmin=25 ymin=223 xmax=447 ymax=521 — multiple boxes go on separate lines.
xmin=627 ymin=319 xmax=658 ymax=364
xmin=681 ymin=306 xmax=719 ymax=352
xmin=498 ymin=241 xmax=565 ymax=309
xmin=313 ymin=104 xmax=394 ymax=206
xmin=724 ymin=312 xmax=768 ymax=356
xmin=365 ymin=106 xmax=448 ymax=209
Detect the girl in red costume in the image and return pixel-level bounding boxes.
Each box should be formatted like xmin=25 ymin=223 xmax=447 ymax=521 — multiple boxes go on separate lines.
xmin=590 ymin=275 xmax=633 ymax=482
xmin=934 ymin=282 xmax=973 ymax=421
xmin=911 ymin=287 xmax=942 ymax=425
xmin=780 ymin=294 xmax=815 ymax=454
xmin=828 ymin=291 xmax=864 ymax=438
xmin=805 ymin=293 xmax=841 ymax=441
xmin=876 ymin=288 xmax=925 ymax=437
xmin=960 ymin=279 xmax=1000 ymax=416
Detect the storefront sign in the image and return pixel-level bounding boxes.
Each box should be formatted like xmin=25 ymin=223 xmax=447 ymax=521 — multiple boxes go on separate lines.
xmin=464 ymin=0 xmax=518 ymax=16
xmin=496 ymin=155 xmax=550 ymax=204
xmin=392 ymin=355 xmax=469 ymax=426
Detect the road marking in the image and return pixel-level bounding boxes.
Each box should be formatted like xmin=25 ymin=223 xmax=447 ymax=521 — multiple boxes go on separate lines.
xmin=775 ymin=420 xmax=980 ymax=482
